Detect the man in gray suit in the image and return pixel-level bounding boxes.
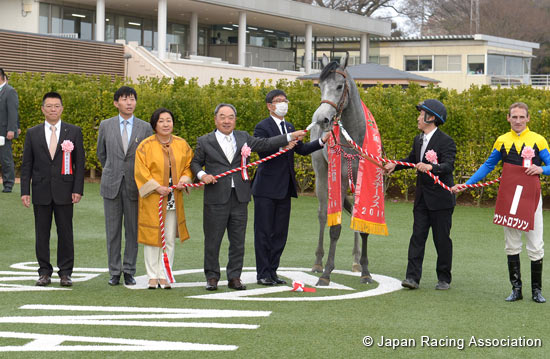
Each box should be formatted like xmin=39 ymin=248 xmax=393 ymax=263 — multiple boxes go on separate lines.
xmin=0 ymin=68 xmax=19 ymax=193
xmin=191 ymin=103 xmax=305 ymax=291
xmin=97 ymin=86 xmax=153 ymax=286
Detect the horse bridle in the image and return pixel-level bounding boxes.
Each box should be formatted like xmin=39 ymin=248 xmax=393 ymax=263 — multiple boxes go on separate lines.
xmin=320 ymin=69 xmax=350 ymax=124
xmin=320 ymin=69 xmax=350 ymax=145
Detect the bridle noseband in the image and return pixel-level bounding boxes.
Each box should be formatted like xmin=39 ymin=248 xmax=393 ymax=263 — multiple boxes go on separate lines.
xmin=319 ymin=69 xmax=350 ymax=124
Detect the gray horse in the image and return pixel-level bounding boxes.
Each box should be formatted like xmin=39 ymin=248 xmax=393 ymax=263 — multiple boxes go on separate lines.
xmin=309 ymin=53 xmax=373 ymax=286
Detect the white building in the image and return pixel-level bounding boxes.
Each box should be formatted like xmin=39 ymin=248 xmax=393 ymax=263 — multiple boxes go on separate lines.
xmin=0 ymin=0 xmax=391 ymax=83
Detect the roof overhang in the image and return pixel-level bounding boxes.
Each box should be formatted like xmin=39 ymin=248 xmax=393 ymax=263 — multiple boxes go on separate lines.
xmin=64 ymin=0 xmax=391 ymax=37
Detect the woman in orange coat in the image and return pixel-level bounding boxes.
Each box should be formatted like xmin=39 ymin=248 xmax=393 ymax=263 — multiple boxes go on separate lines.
xmin=135 ymin=108 xmax=193 ymax=289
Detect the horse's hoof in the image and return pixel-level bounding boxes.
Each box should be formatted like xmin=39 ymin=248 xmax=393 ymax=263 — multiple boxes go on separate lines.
xmin=360 ymin=275 xmax=373 ymax=284
xmin=316 ymin=277 xmax=330 ymax=286
xmin=352 ymin=263 xmax=361 ymax=272
xmin=312 ymin=264 xmax=323 ymax=273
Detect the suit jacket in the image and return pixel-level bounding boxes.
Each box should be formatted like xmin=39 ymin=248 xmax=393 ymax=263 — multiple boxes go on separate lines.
xmin=191 ymin=130 xmax=288 ymax=205
xmin=97 ymin=116 xmax=153 ymax=200
xmin=20 ymin=121 xmax=85 ymax=205
xmin=395 ymin=128 xmax=456 ymax=210
xmin=0 ymin=83 xmax=19 ymax=138
xmin=252 ymin=116 xmax=322 ymax=199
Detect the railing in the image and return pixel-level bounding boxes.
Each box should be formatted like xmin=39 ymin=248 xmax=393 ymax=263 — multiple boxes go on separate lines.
xmin=530 ymin=75 xmax=550 ymax=86
xmin=490 ymin=74 xmax=550 ymax=87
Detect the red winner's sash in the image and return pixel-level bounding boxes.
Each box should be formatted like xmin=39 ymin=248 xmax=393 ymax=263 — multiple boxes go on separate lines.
xmin=494 ymin=162 xmax=540 ymax=231
xmin=327 ymin=101 xmax=388 ymax=236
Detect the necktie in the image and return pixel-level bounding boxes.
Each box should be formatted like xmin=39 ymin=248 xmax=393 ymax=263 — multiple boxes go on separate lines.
xmin=49 ymin=125 xmax=57 ymax=159
xmin=224 ymin=135 xmax=234 ymax=162
xmin=280 ymin=121 xmax=286 ymax=135
xmin=420 ymin=134 xmax=428 ymax=161
xmin=122 ymin=120 xmax=129 ymax=154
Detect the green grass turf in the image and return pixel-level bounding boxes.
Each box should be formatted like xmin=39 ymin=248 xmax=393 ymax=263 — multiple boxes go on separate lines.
xmin=0 ymin=183 xmax=549 ymax=358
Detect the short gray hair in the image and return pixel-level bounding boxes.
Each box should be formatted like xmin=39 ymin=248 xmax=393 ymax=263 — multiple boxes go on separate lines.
xmin=214 ymin=103 xmax=237 ymax=117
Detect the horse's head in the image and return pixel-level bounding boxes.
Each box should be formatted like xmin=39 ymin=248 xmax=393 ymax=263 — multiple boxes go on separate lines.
xmin=312 ymin=53 xmax=351 ymax=132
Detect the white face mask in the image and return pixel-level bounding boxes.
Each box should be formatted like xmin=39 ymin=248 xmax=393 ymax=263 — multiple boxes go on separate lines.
xmin=274 ymin=102 xmax=288 ymax=117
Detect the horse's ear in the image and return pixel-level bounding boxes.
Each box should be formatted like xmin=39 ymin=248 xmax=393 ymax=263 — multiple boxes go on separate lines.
xmin=321 ymin=54 xmax=330 ymax=69
xmin=340 ymin=52 xmax=349 ymax=69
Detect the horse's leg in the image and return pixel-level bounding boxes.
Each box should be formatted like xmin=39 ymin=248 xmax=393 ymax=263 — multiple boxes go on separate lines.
xmin=312 ymin=152 xmax=328 ymax=273
xmin=312 ymin=202 xmax=326 ymax=273
xmin=352 ymin=233 xmax=361 ymax=272
xmin=317 ymin=224 xmax=341 ymax=286
xmin=359 ymin=232 xmax=373 ymax=284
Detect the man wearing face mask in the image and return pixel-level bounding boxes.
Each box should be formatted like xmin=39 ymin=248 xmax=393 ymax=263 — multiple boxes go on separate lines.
xmin=252 ymin=89 xmax=330 ymax=285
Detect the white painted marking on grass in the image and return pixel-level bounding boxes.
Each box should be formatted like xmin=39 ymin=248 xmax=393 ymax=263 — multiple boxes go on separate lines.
xmin=1 ymin=305 xmax=271 ymax=329
xmin=188 ymin=268 xmax=402 ymax=301
xmin=0 ymin=332 xmax=237 ymax=351
xmin=509 ymin=185 xmax=523 ymax=215
xmin=0 ymin=284 xmax=68 ymax=292
xmin=10 ymin=262 xmax=109 ymax=273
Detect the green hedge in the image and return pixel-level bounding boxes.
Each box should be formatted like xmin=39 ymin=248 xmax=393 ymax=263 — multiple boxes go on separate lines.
xmin=9 ymin=73 xmax=550 ymax=202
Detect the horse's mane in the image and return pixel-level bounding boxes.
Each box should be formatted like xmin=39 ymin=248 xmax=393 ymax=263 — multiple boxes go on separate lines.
xmin=319 ymin=61 xmax=341 ymax=82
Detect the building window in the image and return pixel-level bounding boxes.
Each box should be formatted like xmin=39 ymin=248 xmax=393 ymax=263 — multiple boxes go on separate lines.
xmin=434 ymin=55 xmax=461 ymax=71
xmin=405 ymin=56 xmax=432 ymax=71
xmin=468 ymin=55 xmax=485 ymax=74
xmin=369 ymin=56 xmax=389 ymax=66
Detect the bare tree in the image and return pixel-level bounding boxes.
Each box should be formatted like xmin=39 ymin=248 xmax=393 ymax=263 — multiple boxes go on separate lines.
xmin=292 ymin=0 xmax=397 ymax=16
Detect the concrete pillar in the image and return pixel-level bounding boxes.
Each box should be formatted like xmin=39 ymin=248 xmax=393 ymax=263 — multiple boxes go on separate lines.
xmin=360 ymin=33 xmax=369 ymax=64
xmin=190 ymin=12 xmax=198 ymax=56
xmin=158 ymin=0 xmax=167 ymax=60
xmin=305 ymin=24 xmax=312 ymax=74
xmin=238 ymin=11 xmax=246 ymax=66
xmin=95 ymin=0 xmax=105 ymax=41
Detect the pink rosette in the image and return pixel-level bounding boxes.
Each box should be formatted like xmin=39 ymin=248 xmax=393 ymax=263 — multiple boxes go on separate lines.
xmin=61 ymin=140 xmax=74 ymax=175
xmin=521 ymin=146 xmax=535 ymax=168
xmin=241 ymin=143 xmax=252 ymax=180
xmin=61 ymin=140 xmax=74 ymax=152
xmin=425 ymin=149 xmax=438 ymax=164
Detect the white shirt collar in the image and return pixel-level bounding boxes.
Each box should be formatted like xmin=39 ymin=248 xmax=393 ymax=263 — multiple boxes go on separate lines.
xmin=423 ymin=127 xmax=437 ymax=142
xmin=271 ymin=116 xmax=286 ymax=134
xmin=45 ymin=120 xmax=61 ymax=130
xmin=215 ymin=129 xmax=234 ymax=141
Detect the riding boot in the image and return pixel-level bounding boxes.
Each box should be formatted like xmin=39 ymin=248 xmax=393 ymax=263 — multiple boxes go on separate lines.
xmin=531 ymin=259 xmax=546 ymax=303
xmin=505 ymin=254 xmax=522 ymax=302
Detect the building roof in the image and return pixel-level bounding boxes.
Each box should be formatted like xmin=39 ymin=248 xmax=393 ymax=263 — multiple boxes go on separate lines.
xmin=298 ymin=63 xmax=439 ymax=84
xmin=68 ymin=0 xmax=391 ymax=37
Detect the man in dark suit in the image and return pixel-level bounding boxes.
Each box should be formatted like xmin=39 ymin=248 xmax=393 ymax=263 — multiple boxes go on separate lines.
xmin=384 ymin=99 xmax=456 ymax=290
xmin=97 ymin=86 xmax=153 ymax=286
xmin=191 ymin=103 xmax=305 ymax=291
xmin=0 ymin=68 xmax=19 ymax=193
xmin=20 ymin=92 xmax=85 ymax=287
xmin=252 ymin=89 xmax=329 ymax=285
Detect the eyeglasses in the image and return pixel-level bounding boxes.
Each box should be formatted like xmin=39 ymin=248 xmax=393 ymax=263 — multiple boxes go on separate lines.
xmin=44 ymin=104 xmax=62 ymax=110
xmin=271 ymin=100 xmax=289 ymax=104
xmin=218 ymin=115 xmax=235 ymax=120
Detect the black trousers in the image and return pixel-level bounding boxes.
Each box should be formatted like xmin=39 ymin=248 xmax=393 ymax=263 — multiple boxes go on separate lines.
xmin=406 ymin=195 xmax=453 ymax=284
xmin=253 ymin=195 xmax=291 ymax=280
xmin=33 ymin=202 xmax=74 ymax=277
xmin=203 ymin=189 xmax=247 ymax=281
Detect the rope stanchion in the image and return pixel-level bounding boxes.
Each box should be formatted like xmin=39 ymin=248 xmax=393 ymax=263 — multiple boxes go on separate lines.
xmin=335 ymin=121 xmax=501 ymax=192
xmin=158 ymin=191 xmax=176 ymax=283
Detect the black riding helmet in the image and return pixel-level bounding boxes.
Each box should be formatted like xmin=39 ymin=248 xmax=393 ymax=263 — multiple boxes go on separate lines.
xmin=416 ymin=99 xmax=447 ymax=125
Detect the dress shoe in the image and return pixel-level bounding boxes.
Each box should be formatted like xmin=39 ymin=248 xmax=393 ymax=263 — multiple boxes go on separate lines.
xmin=228 ymin=278 xmax=246 ymax=290
xmin=435 ymin=281 xmax=450 ymax=290
xmin=124 ymin=273 xmax=136 ymax=285
xmin=401 ymin=278 xmax=419 ymax=289
xmin=60 ymin=275 xmax=73 ymax=287
xmin=257 ymin=277 xmax=275 ymax=286
xmin=35 ymin=275 xmax=51 ymax=286
xmin=272 ymin=276 xmax=287 ymax=285
xmin=2 ymin=188 xmax=12 ymax=193
xmin=108 ymin=275 xmax=120 ymax=286
xmin=159 ymin=279 xmax=171 ymax=290
xmin=148 ymin=279 xmax=158 ymax=289
xmin=205 ymin=278 xmax=218 ymax=291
